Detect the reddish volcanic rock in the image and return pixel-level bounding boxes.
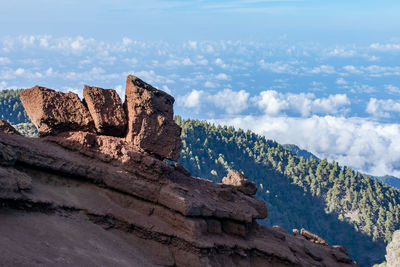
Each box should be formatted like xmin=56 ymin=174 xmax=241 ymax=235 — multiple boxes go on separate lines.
xmin=222 ymin=170 xmax=257 ymax=196
xmin=83 ymin=85 xmax=127 ymax=136
xmin=124 ymin=75 xmax=181 ymax=161
xmin=0 ymin=131 xmax=357 ymax=267
xmin=0 ymin=120 xmax=20 ymax=135
xmin=0 ymin=77 xmax=357 ymax=266
xmin=20 ymin=86 xmax=94 ymax=136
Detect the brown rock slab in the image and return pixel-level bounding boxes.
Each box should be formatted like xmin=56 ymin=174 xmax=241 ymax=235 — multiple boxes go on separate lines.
xmin=83 ymin=85 xmax=127 ymax=136
xmin=0 ymin=120 xmax=20 ymax=135
xmin=20 ymin=86 xmax=94 ymax=136
xmin=0 ymin=167 xmax=32 ymax=198
xmin=124 ymin=75 xmax=181 ymax=161
xmin=222 ymin=170 xmax=257 ymax=196
xmin=0 ymin=131 xmax=358 ymax=267
xmin=222 ymin=220 xmax=247 ymax=237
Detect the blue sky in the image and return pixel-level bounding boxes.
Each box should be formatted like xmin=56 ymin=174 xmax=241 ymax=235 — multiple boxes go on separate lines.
xmin=1 ymin=1 xmax=400 ymax=177
xmin=1 ymin=0 xmax=400 ymax=42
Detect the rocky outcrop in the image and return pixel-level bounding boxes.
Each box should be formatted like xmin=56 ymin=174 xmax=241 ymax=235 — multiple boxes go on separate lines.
xmin=5 ymin=76 xmax=357 ymax=266
xmin=83 ymin=85 xmax=127 ymax=136
xmin=124 ymin=75 xmax=181 ymax=161
xmin=386 ymin=230 xmax=400 ymax=267
xmin=222 ymin=170 xmax=257 ymax=196
xmin=20 ymin=77 xmax=181 ymax=161
xmin=0 ymin=120 xmax=21 ymax=135
xmin=20 ymin=86 xmax=94 ymax=136
xmin=0 ymin=131 xmax=356 ymax=266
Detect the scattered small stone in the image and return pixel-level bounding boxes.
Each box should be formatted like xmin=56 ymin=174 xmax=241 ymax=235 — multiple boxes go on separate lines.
xmin=222 ymin=170 xmax=257 ymax=196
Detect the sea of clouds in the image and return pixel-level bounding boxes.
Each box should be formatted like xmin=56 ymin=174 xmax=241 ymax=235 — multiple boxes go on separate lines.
xmin=1 ymin=35 xmax=400 ymax=176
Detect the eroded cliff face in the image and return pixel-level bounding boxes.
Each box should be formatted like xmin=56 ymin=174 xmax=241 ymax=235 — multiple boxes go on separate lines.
xmin=0 ymin=76 xmax=357 ymax=267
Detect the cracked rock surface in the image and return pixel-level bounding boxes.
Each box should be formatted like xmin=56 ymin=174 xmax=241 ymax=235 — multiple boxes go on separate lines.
xmin=0 ymin=76 xmax=358 ymax=266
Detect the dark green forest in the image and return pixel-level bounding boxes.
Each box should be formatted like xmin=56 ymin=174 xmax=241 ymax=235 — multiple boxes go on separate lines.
xmin=1 ymin=89 xmax=399 ymax=266
xmin=176 ymin=117 xmax=400 ymax=266
xmin=0 ymin=89 xmax=30 ymax=124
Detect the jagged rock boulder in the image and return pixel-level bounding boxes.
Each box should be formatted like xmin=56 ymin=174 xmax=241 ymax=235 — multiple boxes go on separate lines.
xmin=222 ymin=170 xmax=257 ymax=196
xmin=83 ymin=85 xmax=127 ymax=136
xmin=386 ymin=230 xmax=400 ymax=267
xmin=20 ymin=86 xmax=94 ymax=136
xmin=0 ymin=120 xmax=20 ymax=135
xmin=124 ymin=75 xmax=181 ymax=161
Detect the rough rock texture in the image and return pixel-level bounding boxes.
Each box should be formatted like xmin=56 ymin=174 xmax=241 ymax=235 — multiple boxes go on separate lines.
xmin=2 ymin=77 xmax=357 ymax=266
xmin=0 ymin=131 xmax=357 ymax=267
xmin=386 ymin=230 xmax=400 ymax=267
xmin=0 ymin=120 xmax=21 ymax=135
xmin=20 ymin=86 xmax=94 ymax=136
xmin=222 ymin=170 xmax=257 ymax=196
xmin=83 ymin=85 xmax=127 ymax=136
xmin=124 ymin=75 xmax=181 ymax=161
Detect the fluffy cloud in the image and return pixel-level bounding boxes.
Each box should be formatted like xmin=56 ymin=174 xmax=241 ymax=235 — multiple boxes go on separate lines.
xmin=214 ymin=73 xmax=230 ymax=80
xmin=336 ymin=77 xmax=347 ymax=85
xmin=342 ymin=65 xmax=400 ymax=76
xmin=308 ymin=65 xmax=336 ymax=74
xmin=177 ymin=89 xmax=204 ymax=108
xmin=385 ymin=84 xmax=400 ymax=94
xmin=327 ymin=47 xmax=356 ymax=57
xmin=215 ymin=115 xmax=400 ymax=177
xmin=209 ymin=89 xmax=249 ymax=114
xmin=253 ymin=91 xmax=350 ymax=117
xmin=258 ymin=60 xmax=296 ymax=74
xmin=178 ymin=88 xmax=249 ymax=114
xmin=366 ymin=98 xmax=400 ymax=118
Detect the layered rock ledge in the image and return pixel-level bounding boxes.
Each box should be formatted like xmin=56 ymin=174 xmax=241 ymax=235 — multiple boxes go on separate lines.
xmin=0 ymin=76 xmax=357 ymax=266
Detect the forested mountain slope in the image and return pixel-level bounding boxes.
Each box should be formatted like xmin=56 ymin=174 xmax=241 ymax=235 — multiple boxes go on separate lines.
xmin=176 ymin=117 xmax=400 ymax=266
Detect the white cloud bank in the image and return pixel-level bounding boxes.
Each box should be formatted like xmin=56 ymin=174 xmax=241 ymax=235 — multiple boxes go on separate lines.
xmin=178 ymin=89 xmax=350 ymax=117
xmin=253 ymin=91 xmax=350 ymax=116
xmin=215 ymin=115 xmax=400 ymax=177
xmin=178 ymin=88 xmax=249 ymax=114
xmin=366 ymin=98 xmax=400 ymax=118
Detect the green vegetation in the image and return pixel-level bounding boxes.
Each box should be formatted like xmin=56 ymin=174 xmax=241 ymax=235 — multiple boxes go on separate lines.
xmin=176 ymin=117 xmax=400 ymax=266
xmin=13 ymin=122 xmax=38 ymax=137
xmin=282 ymin=143 xmax=319 ymax=161
xmin=0 ymin=89 xmax=30 ymax=124
xmin=375 ymin=175 xmax=400 ymax=190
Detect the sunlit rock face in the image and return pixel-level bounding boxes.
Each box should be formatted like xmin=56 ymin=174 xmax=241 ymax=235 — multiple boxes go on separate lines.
xmin=20 ymin=85 xmax=95 ymax=136
xmin=83 ymin=85 xmax=127 ymax=137
xmin=124 ymin=75 xmax=181 ymax=161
